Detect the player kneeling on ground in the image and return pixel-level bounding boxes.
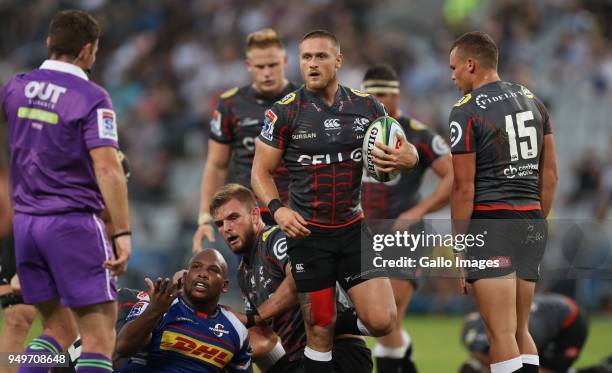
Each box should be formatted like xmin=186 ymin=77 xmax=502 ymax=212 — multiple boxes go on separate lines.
xmin=116 ymin=249 xmax=252 ymax=372
xmin=211 ymin=184 xmax=373 ymax=373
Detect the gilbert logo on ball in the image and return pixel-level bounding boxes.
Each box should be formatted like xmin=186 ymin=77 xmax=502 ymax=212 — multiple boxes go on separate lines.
xmin=362 ymin=116 xmax=406 ymax=182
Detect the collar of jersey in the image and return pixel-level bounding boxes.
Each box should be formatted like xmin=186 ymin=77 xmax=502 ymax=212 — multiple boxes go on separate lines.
xmin=304 ymin=84 xmax=343 ymax=110
xmin=179 ymin=296 xmax=220 ymax=319
xmin=40 ymin=60 xmax=89 ymax=81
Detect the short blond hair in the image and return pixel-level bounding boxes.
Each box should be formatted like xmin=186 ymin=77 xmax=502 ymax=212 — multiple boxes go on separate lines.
xmin=210 ymin=184 xmax=258 ymax=217
xmin=246 ymin=28 xmax=284 ymax=52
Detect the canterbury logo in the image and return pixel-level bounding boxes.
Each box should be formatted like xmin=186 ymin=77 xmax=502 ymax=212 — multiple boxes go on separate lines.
xmin=160 ymin=331 xmax=233 ymax=368
xmin=324 ymin=119 xmax=340 ymax=128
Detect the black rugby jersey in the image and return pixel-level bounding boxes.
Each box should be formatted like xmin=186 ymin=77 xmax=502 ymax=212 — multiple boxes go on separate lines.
xmin=237 ymin=226 xmax=355 ymax=363
xmin=237 ymin=226 xmax=304 ymax=363
xmin=210 ymin=83 xmax=298 ymax=203
xmin=448 ymin=81 xmax=553 ymax=210
xmin=362 ymin=117 xmax=450 ymax=219
xmin=258 ymin=85 xmax=387 ymax=227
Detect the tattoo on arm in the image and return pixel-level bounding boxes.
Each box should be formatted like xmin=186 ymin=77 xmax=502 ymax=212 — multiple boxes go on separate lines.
xmin=298 ymin=293 xmax=313 ymax=325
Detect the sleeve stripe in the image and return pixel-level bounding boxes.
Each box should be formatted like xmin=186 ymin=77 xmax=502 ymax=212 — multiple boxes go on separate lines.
xmin=220 ymin=308 xmax=249 ymax=348
xmin=466 ymin=117 xmax=475 ymax=152
xmin=417 ymin=143 xmax=434 ymax=162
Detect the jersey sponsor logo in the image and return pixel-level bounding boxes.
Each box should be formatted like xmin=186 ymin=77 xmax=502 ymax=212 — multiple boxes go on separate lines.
xmin=220 ymin=87 xmax=239 ymax=99
xmin=210 ymin=110 xmax=222 ymax=137
xmin=237 ymin=117 xmax=259 ymax=127
xmin=127 ymin=300 xmax=149 ymax=320
xmin=160 ymin=330 xmax=233 ymax=368
xmin=353 ymin=117 xmax=369 ymax=133
xmin=350 ymin=88 xmax=369 ymax=97
xmin=277 ymin=92 xmax=296 ymax=105
xmin=209 ymin=323 xmax=230 ymax=338
xmin=453 ymin=94 xmax=472 ymax=107
xmin=297 ymin=148 xmax=362 ymax=165
xmin=261 ymin=110 xmax=277 ymax=141
xmin=449 ymin=121 xmax=463 ymax=148
xmin=273 ymin=237 xmax=288 ymax=260
xmin=295 ymin=263 xmax=305 ymax=273
xmin=503 ymin=163 xmax=538 ymax=179
xmin=97 ymin=109 xmax=118 ymax=141
xmin=475 ymin=91 xmax=521 ymax=109
xmin=324 ymin=118 xmax=341 ymax=136
xmin=432 ymin=135 xmax=451 ymax=155
xmin=520 ymin=86 xmax=534 ymax=99
xmin=136 ymin=291 xmax=150 ymax=300
xmin=292 ymin=130 xmax=317 ymax=140
xmin=262 ymin=226 xmax=279 ymax=242
xmin=24 ymin=81 xmax=67 ymax=106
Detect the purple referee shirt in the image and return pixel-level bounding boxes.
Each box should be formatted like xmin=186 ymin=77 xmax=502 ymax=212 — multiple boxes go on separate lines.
xmin=1 ymin=60 xmax=119 ymax=215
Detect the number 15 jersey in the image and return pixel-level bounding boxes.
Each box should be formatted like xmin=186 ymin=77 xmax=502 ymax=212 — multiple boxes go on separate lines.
xmin=448 ymin=81 xmax=553 ymax=211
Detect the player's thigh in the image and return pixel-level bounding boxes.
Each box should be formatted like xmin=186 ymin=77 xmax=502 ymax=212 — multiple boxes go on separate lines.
xmin=390 ymin=278 xmax=414 ymax=316
xmin=347 ymin=277 xmax=396 ymax=335
xmin=515 ymin=278 xmax=536 ymax=330
xmin=287 ymin=230 xmax=336 ymax=293
xmin=32 ymin=213 xmax=117 ymax=308
xmin=12 ymin=214 xmax=59 ymax=304
xmin=472 ymin=278 xmax=517 ymax=336
xmin=332 ymin=337 xmax=373 ymax=373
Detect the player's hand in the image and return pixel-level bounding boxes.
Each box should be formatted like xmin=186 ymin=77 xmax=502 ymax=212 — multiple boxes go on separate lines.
xmin=9 ymin=274 xmax=21 ymax=295
xmin=392 ymin=207 xmax=425 ymax=231
xmin=145 ymin=277 xmax=180 ymax=315
xmin=192 ymin=223 xmax=215 ymax=254
xmin=274 ymin=207 xmax=310 ymax=238
xmin=374 ymin=134 xmax=419 ymax=171
xmin=104 ymin=235 xmax=132 ymax=276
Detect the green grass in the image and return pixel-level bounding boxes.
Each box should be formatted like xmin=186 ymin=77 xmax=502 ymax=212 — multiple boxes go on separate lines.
xmin=3 ymin=313 xmax=611 ymax=372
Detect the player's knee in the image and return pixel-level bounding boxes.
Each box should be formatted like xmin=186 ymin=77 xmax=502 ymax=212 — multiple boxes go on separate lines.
xmin=486 ymin=322 xmax=516 ymax=343
xmin=360 ymin=305 xmax=396 ymax=337
xmin=308 ymin=288 xmax=336 ymax=327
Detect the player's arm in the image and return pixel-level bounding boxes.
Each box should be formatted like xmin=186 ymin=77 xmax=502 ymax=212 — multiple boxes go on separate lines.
xmin=116 ymin=277 xmax=178 ymax=356
xmin=90 ymin=147 xmax=131 ymax=276
xmin=253 ymin=119 xmax=310 ymax=237
xmin=193 ymin=140 xmax=231 ymax=251
xmin=254 ymin=262 xmax=298 ymax=324
xmin=249 ymin=325 xmax=285 ymax=371
xmin=539 ymin=134 xmax=557 ymax=218
xmin=451 ymin=153 xmax=475 ymax=229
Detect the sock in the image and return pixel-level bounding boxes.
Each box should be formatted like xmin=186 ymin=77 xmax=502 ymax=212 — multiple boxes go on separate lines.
xmin=334 ymin=309 xmax=372 ymax=336
xmin=490 ymin=356 xmax=523 ymax=373
xmin=401 ymin=331 xmax=418 ymax=373
xmin=18 ymin=334 xmax=62 ymax=373
xmin=76 ymin=353 xmax=113 ymax=372
xmin=304 ymin=346 xmax=333 ymax=373
xmin=374 ymin=335 xmax=410 ymax=373
xmin=521 ymin=354 xmax=539 ymax=373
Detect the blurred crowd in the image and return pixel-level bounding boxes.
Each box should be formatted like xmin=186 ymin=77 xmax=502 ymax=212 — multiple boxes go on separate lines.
xmin=1 ymin=0 xmax=612 ymax=310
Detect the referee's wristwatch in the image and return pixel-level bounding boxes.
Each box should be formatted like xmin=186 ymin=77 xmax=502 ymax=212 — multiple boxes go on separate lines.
xmin=197 ymin=212 xmax=213 ymax=226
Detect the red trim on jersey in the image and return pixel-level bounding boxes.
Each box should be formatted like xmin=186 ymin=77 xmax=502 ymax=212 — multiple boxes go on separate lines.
xmin=561 ymin=298 xmax=579 ymax=329
xmin=466 ymin=117 xmax=475 ymax=152
xmin=473 ymin=205 xmax=541 ymax=211
xmin=197 ymin=311 xmax=209 ymax=319
xmin=278 ymin=126 xmax=287 ymax=149
xmin=306 ymin=214 xmax=363 ymax=229
xmin=417 ymin=143 xmax=434 ymax=162
xmin=119 ymin=302 xmax=136 ymax=309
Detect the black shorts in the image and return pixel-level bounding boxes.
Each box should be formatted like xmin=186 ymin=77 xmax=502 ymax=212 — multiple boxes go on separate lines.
xmin=540 ymin=309 xmax=588 ymax=372
xmin=287 ymin=219 xmax=386 ymax=292
xmin=466 ymin=210 xmax=547 ymax=282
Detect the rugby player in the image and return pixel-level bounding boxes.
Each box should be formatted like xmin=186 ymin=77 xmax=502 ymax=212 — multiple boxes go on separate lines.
xmin=193 ymin=28 xmax=297 ymax=252
xmin=1 ymin=10 xmax=131 ymax=373
xmin=116 ymin=249 xmax=252 ymax=372
xmin=448 ymin=31 xmax=558 ymax=373
xmin=252 ymin=29 xmax=419 ymax=372
xmin=361 ymin=64 xmax=453 ymax=373
xmin=211 ymin=184 xmax=373 ymax=372
xmin=460 ymin=294 xmax=588 ymax=373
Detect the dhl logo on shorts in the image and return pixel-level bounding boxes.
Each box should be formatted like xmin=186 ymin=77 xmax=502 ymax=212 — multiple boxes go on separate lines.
xmin=160 ymin=330 xmax=233 ymax=368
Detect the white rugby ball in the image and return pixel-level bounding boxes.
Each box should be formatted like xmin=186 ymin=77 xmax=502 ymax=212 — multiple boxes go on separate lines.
xmin=362 ymin=116 xmax=406 ymax=182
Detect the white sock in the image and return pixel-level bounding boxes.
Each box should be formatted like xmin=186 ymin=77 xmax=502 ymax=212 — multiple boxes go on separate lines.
xmin=521 ymin=354 xmax=539 ymax=366
xmin=401 ymin=330 xmax=412 ymax=349
xmin=490 ymin=356 xmax=523 ymax=373
xmin=304 ymin=346 xmax=332 ymax=361
xmin=374 ymin=332 xmax=410 ymax=359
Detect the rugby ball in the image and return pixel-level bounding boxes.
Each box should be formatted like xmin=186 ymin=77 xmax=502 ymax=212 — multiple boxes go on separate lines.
xmin=362 ymin=116 xmax=406 ymax=182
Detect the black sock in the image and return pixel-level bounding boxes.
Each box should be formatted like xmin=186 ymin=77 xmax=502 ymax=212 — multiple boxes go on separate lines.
xmin=376 ymin=357 xmax=403 ymax=373
xmin=522 ymin=363 xmax=538 ymax=373
xmin=402 ymin=344 xmax=418 ymax=373
xmin=304 ymin=347 xmax=333 ymax=373
xmin=334 ymin=308 xmax=370 ymax=336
